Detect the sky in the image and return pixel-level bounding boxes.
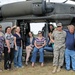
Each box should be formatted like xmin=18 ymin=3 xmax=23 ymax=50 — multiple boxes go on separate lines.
xmin=0 ymin=0 xmax=75 ymax=34
xmin=0 ymin=0 xmax=75 ymax=5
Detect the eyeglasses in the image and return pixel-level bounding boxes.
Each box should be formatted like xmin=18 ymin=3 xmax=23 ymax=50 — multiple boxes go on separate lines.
xmin=57 ymin=26 xmax=62 ymax=27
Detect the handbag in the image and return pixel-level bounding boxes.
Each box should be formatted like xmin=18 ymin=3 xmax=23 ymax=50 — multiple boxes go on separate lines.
xmin=5 ymin=53 xmax=11 ymax=69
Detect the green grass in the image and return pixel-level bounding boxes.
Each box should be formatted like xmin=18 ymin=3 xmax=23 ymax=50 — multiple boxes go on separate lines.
xmin=0 ymin=56 xmax=75 ymax=75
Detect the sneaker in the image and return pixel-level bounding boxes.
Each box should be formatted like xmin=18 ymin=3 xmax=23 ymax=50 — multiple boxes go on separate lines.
xmin=15 ymin=66 xmax=19 ymax=68
xmin=73 ymin=69 xmax=75 ymax=71
xmin=21 ymin=66 xmax=24 ymax=68
xmin=52 ymin=66 xmax=57 ymax=73
xmin=66 ymin=69 xmax=71 ymax=71
xmin=25 ymin=61 xmax=28 ymax=66
xmin=0 ymin=69 xmax=2 ymax=72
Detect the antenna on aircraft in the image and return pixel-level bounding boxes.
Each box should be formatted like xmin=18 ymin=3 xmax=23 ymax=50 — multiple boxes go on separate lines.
xmin=63 ymin=0 xmax=68 ymax=3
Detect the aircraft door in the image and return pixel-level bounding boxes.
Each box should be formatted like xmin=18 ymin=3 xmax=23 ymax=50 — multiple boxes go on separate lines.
xmin=42 ymin=23 xmax=49 ymax=39
xmin=17 ymin=20 xmax=30 ymax=48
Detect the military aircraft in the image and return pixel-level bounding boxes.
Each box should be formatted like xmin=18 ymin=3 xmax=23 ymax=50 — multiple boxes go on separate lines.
xmin=0 ymin=0 xmax=75 ymax=47
xmin=0 ymin=0 xmax=75 ymax=25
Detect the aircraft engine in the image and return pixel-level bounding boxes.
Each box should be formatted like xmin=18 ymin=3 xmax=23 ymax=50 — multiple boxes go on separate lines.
xmin=0 ymin=0 xmax=46 ymax=18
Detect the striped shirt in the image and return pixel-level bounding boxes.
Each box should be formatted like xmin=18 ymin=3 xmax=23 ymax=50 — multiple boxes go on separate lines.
xmin=0 ymin=36 xmax=4 ymax=52
xmin=35 ymin=37 xmax=46 ymax=46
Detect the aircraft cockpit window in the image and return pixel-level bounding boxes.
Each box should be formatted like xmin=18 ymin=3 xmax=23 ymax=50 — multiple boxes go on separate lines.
xmin=70 ymin=7 xmax=75 ymax=13
xmin=71 ymin=7 xmax=74 ymax=11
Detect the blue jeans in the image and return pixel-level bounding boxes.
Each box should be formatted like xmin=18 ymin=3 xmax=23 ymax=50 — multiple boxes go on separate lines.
xmin=44 ymin=46 xmax=53 ymax=52
xmin=14 ymin=46 xmax=22 ymax=67
xmin=65 ymin=48 xmax=75 ymax=70
xmin=31 ymin=47 xmax=44 ymax=63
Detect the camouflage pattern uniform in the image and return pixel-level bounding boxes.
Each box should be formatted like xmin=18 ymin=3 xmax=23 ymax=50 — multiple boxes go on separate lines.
xmin=52 ymin=30 xmax=66 ymax=67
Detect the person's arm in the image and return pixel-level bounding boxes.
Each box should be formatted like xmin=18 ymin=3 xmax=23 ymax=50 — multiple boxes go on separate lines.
xmin=11 ymin=25 xmax=16 ymax=30
xmin=50 ymin=32 xmax=54 ymax=43
xmin=50 ymin=37 xmax=54 ymax=43
xmin=49 ymin=40 xmax=51 ymax=45
xmin=34 ymin=41 xmax=38 ymax=48
xmin=14 ymin=37 xmax=17 ymax=50
xmin=42 ymin=40 xmax=46 ymax=47
xmin=5 ymin=40 xmax=10 ymax=53
xmin=5 ymin=34 xmax=11 ymax=53
xmin=21 ymin=40 xmax=22 ymax=48
xmin=21 ymin=34 xmax=23 ymax=48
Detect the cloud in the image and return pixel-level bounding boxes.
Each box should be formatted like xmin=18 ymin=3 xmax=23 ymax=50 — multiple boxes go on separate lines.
xmin=0 ymin=0 xmax=75 ymax=5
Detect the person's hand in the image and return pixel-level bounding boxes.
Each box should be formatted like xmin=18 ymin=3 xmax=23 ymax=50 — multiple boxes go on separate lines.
xmin=8 ymin=48 xmax=10 ymax=53
xmin=37 ymin=47 xmax=40 ymax=49
xmin=49 ymin=41 xmax=51 ymax=45
xmin=21 ymin=46 xmax=23 ymax=50
xmin=12 ymin=25 xmax=17 ymax=28
xmin=37 ymin=46 xmax=42 ymax=49
xmin=30 ymin=44 xmax=34 ymax=48
xmin=11 ymin=25 xmax=17 ymax=30
xmin=15 ymin=46 xmax=18 ymax=51
xmin=48 ymin=33 xmax=52 ymax=37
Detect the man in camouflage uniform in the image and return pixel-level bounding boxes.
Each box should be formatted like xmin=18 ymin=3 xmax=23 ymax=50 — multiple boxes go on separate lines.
xmin=51 ymin=23 xmax=66 ymax=73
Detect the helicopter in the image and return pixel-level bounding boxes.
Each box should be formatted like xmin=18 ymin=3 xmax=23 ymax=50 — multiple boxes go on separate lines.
xmin=0 ymin=0 xmax=75 ymax=25
xmin=0 ymin=0 xmax=75 ymax=48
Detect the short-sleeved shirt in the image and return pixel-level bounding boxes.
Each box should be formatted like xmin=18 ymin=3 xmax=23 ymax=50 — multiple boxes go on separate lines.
xmin=14 ymin=34 xmax=22 ymax=47
xmin=52 ymin=30 xmax=66 ymax=49
xmin=4 ymin=33 xmax=14 ymax=48
xmin=35 ymin=37 xmax=46 ymax=46
xmin=66 ymin=31 xmax=75 ymax=50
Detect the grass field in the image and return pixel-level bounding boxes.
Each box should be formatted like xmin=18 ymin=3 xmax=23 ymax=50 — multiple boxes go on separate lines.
xmin=0 ymin=56 xmax=75 ymax=75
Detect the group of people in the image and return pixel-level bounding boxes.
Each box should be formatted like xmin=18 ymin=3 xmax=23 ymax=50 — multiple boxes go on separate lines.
xmin=22 ymin=23 xmax=75 ymax=73
xmin=0 ymin=23 xmax=75 ymax=73
xmin=25 ymin=23 xmax=75 ymax=73
xmin=0 ymin=26 xmax=23 ymax=71
xmin=51 ymin=23 xmax=75 ymax=73
xmin=25 ymin=31 xmax=46 ymax=67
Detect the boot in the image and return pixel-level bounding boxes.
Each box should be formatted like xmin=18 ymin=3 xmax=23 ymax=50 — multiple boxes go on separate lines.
xmin=52 ymin=66 xmax=57 ymax=73
xmin=57 ymin=66 xmax=61 ymax=72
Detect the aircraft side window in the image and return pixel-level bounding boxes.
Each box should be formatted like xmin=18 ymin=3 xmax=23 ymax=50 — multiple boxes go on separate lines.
xmin=70 ymin=7 xmax=75 ymax=13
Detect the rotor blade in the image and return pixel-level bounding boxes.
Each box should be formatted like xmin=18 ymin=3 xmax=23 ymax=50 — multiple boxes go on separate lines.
xmin=71 ymin=0 xmax=75 ymax=1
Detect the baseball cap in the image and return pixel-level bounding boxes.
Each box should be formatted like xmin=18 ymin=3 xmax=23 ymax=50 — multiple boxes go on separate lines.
xmin=57 ymin=23 xmax=62 ymax=27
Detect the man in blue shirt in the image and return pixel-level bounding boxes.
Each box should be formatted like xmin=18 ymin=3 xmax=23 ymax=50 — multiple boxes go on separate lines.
xmin=65 ymin=25 xmax=75 ymax=71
